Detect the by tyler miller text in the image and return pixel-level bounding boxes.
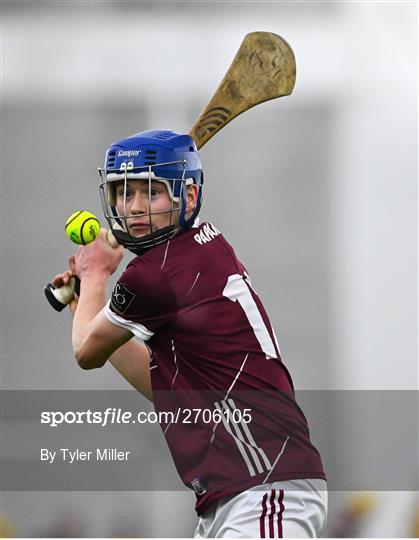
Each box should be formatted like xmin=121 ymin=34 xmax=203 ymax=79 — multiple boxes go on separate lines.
xmin=41 ymin=448 xmax=131 ymax=464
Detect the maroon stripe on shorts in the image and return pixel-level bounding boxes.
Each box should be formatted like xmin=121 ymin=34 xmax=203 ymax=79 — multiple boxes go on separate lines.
xmin=260 ymin=493 xmax=268 ymax=538
xmin=269 ymin=489 xmax=276 ymax=538
xmin=277 ymin=489 xmax=285 ymax=538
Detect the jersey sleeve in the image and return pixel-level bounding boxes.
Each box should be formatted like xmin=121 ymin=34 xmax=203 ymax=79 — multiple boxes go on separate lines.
xmin=104 ymin=257 xmax=178 ymax=341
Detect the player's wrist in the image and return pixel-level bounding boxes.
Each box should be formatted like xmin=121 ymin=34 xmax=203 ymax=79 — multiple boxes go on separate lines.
xmin=79 ymin=270 xmax=112 ymax=282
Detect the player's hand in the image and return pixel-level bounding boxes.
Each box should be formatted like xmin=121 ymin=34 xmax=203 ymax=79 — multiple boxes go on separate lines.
xmin=72 ymin=228 xmax=124 ymax=280
xmin=49 ymin=269 xmax=79 ymax=314
xmin=52 ymin=270 xmax=74 ymax=289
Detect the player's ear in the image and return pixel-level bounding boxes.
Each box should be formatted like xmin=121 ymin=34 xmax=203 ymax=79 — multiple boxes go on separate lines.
xmin=186 ymin=184 xmax=199 ymax=211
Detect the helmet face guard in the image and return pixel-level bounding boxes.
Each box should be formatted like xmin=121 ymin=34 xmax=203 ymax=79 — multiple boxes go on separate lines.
xmin=98 ymin=130 xmax=203 ymax=255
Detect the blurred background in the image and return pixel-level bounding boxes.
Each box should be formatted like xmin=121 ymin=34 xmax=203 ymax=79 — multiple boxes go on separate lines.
xmin=1 ymin=0 xmax=417 ymax=537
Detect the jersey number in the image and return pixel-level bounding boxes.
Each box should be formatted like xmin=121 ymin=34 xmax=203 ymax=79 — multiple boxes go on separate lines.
xmin=223 ymin=274 xmax=278 ymax=359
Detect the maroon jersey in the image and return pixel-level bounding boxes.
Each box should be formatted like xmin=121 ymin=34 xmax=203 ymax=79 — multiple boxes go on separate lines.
xmin=105 ymin=222 xmax=325 ymax=515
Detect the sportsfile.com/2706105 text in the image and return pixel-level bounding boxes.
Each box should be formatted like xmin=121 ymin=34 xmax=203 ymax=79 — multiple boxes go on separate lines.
xmin=40 ymin=407 xmax=252 ymax=427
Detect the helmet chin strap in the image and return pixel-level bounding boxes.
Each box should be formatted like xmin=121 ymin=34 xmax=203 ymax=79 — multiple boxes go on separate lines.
xmin=111 ymin=224 xmax=179 ymax=256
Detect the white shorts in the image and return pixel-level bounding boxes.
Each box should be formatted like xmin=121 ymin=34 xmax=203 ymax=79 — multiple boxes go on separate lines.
xmin=194 ymin=479 xmax=328 ymax=538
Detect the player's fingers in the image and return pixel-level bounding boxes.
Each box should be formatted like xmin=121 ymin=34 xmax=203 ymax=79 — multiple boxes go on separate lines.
xmin=68 ymin=255 xmax=77 ymax=275
xmin=71 ymin=229 xmax=123 ymax=279
xmin=99 ymin=227 xmax=122 ymax=252
xmin=52 ymin=270 xmax=72 ymax=288
xmin=98 ymin=228 xmax=124 ymax=263
xmin=97 ymin=228 xmax=112 ymax=249
xmin=98 ymin=227 xmax=109 ymax=242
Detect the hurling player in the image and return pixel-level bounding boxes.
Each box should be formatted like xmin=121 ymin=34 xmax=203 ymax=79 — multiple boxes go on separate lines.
xmin=53 ymin=130 xmax=327 ymax=538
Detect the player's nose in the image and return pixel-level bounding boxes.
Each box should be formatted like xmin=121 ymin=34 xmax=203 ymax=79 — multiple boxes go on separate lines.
xmin=130 ymin=190 xmax=149 ymax=215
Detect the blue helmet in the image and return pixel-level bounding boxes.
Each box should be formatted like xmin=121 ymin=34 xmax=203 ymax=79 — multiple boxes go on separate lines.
xmin=98 ymin=129 xmax=203 ymax=255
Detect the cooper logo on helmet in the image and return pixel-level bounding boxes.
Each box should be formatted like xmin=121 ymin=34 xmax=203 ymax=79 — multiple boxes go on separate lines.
xmin=117 ymin=150 xmax=141 ymax=158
